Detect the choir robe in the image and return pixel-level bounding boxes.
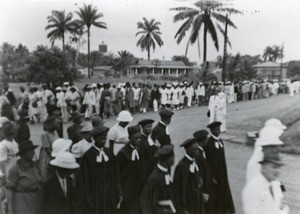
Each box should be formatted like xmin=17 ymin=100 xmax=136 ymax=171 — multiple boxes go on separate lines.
xmin=139 ymin=134 xmax=159 ymax=179
xmin=151 ymin=122 xmax=171 ymax=146
xmin=78 ymin=146 xmax=121 ymax=214
xmin=196 ymin=146 xmax=215 ymax=214
xmin=203 ymin=136 xmax=235 ymax=214
xmin=116 ymin=143 xmax=146 ymax=214
xmin=140 ymin=165 xmax=179 ymax=214
xmin=174 ymin=156 xmax=204 ymax=214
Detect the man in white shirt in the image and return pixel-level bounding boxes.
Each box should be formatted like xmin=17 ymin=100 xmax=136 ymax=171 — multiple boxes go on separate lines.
xmin=242 ymin=153 xmax=289 ymax=214
xmin=82 ymin=86 xmax=96 ymax=119
xmin=208 ymin=89 xmax=222 ymax=124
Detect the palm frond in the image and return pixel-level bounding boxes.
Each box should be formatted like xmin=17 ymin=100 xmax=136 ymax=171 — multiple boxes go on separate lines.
xmin=206 ymin=19 xmax=219 ymax=50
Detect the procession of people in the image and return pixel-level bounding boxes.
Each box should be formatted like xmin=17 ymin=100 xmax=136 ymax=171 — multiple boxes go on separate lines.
xmin=0 ymin=79 xmax=294 ymax=214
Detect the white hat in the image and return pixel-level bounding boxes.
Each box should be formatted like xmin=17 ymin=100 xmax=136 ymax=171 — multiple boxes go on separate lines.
xmin=63 ymin=82 xmax=69 ymax=86
xmin=50 ymin=152 xmax=79 ymax=169
xmin=51 ymin=138 xmax=72 ymax=157
xmin=256 ymin=126 xmax=284 ymax=147
xmin=116 ymin=111 xmax=133 ymax=122
xmin=56 ymin=87 xmax=62 ymax=91
xmin=80 ymin=121 xmax=93 ymax=132
xmin=0 ymin=117 xmax=9 ymax=128
xmin=264 ymin=118 xmax=287 ymax=131
xmin=92 ymin=83 xmax=97 ymax=88
xmin=117 ymin=83 xmax=122 ymax=89
xmin=166 ymin=84 xmax=171 ymax=87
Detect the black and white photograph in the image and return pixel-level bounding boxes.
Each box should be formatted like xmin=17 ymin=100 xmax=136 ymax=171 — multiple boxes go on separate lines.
xmin=0 ymin=0 xmax=300 ymax=213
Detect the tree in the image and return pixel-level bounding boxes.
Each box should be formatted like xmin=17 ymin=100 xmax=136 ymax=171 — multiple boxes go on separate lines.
xmin=76 ymin=4 xmax=107 ymax=79
xmin=262 ymin=45 xmax=284 ymax=62
xmin=136 ymin=17 xmax=164 ymax=60
xmin=114 ymin=50 xmax=136 ymax=75
xmin=171 ymin=1 xmax=237 ymax=81
xmin=27 ymin=46 xmax=80 ymax=86
xmin=0 ymin=43 xmax=30 ymax=81
xmin=45 ymin=10 xmax=76 ymax=50
xmin=172 ymin=55 xmax=194 ymax=66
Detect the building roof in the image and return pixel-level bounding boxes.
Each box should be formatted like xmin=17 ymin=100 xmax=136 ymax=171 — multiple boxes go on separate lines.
xmin=253 ymin=61 xmax=287 ymax=68
xmin=93 ymin=66 xmax=115 ymax=71
xmin=288 ymin=60 xmax=300 ymax=67
xmin=130 ymin=59 xmax=193 ymax=69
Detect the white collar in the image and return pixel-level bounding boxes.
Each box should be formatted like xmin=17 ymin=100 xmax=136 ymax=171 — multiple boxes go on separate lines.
xmin=157 ymin=163 xmax=168 ymax=173
xmin=184 ymin=153 xmax=193 ymax=161
xmin=198 ymin=145 xmax=204 ymax=151
xmin=211 ymin=134 xmax=220 ymax=141
xmin=159 ymin=121 xmax=167 ymax=126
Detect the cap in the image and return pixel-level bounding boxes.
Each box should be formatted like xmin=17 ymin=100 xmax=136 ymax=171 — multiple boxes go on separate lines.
xmin=63 ymin=82 xmax=69 ymax=86
xmin=91 ymin=115 xmax=104 ymax=126
xmin=91 ymin=126 xmax=109 ymax=137
xmin=128 ymin=125 xmax=141 ymax=138
xmin=116 ymin=111 xmax=133 ymax=122
xmin=56 ymin=87 xmax=62 ymax=91
xmin=193 ymin=130 xmax=209 ymax=141
xmin=154 ymin=145 xmax=174 ymax=159
xmin=259 ymin=152 xmax=284 ymax=166
xmin=159 ymin=109 xmax=174 ymax=118
xmin=92 ymin=83 xmax=97 ymax=88
xmin=180 ymin=138 xmax=198 ymax=148
xmin=207 ymin=121 xmax=222 ymax=129
xmin=138 ymin=119 xmax=155 ymax=127
xmin=80 ymin=121 xmax=93 ymax=132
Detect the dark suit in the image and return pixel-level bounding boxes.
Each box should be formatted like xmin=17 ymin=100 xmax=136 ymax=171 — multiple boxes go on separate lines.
xmin=40 ymin=174 xmax=81 ymax=214
xmin=151 ymin=122 xmax=171 ymax=146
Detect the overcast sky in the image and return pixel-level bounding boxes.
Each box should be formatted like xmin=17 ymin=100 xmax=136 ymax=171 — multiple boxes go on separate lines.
xmin=0 ymin=0 xmax=300 ymax=64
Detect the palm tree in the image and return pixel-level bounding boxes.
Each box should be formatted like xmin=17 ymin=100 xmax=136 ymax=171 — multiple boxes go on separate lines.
xmin=45 ymin=10 xmax=75 ymax=50
xmin=136 ymin=18 xmax=164 ymax=60
xmin=115 ymin=50 xmax=136 ymax=75
xmin=217 ymin=8 xmax=242 ymax=82
xmin=76 ymin=4 xmax=107 ymax=79
xmin=171 ymin=1 xmax=237 ymax=81
xmin=263 ymin=46 xmax=274 ymax=61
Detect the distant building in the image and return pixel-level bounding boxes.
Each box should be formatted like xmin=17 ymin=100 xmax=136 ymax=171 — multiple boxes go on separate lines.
xmin=252 ymin=61 xmax=287 ymax=80
xmin=127 ymin=59 xmax=198 ymax=77
xmin=92 ymin=66 xmax=115 ymax=76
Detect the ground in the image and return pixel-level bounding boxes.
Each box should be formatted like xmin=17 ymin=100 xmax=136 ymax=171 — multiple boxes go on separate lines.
xmin=28 ymin=93 xmax=300 ymax=214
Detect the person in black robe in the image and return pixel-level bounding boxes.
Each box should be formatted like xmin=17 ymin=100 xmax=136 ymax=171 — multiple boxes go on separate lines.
xmin=203 ymin=121 xmax=235 ymax=214
xmin=78 ymin=125 xmax=122 ymax=214
xmin=67 ymin=112 xmax=84 ymax=145
xmin=116 ymin=126 xmax=145 ymax=214
xmin=193 ymin=130 xmax=215 ymax=214
xmin=138 ymin=119 xmax=159 ymax=179
xmin=151 ymin=109 xmax=174 ymax=146
xmin=174 ymin=138 xmax=205 ymax=214
xmin=140 ymin=145 xmax=179 ymax=214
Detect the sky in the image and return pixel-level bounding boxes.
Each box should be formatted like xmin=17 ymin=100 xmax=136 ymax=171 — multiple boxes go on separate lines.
xmin=0 ymin=0 xmax=300 ymax=64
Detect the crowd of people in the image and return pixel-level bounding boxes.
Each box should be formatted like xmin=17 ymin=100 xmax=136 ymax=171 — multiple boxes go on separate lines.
xmin=0 ymin=78 xmax=295 ymax=214
xmin=0 ymin=105 xmax=236 ymax=214
xmin=1 ymin=79 xmax=299 ymax=126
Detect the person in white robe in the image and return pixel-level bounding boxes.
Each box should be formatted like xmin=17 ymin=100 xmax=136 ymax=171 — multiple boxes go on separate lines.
xmin=208 ymin=88 xmax=222 ymax=124
xmin=217 ymin=91 xmax=227 ymax=132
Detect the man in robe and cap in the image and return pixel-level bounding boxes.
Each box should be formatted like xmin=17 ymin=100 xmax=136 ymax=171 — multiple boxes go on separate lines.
xmin=174 ymin=138 xmax=205 ymax=214
xmin=116 ymin=126 xmax=145 ymax=214
xmin=140 ymin=145 xmax=179 ymax=214
xmin=138 ymin=119 xmax=159 ymax=179
xmin=151 ymin=109 xmax=174 ymax=147
xmin=242 ymin=153 xmax=289 ymax=214
xmin=194 ymin=130 xmax=215 ymax=213
xmin=78 ymin=125 xmax=122 ymax=214
xmin=204 ymin=121 xmax=235 ymax=214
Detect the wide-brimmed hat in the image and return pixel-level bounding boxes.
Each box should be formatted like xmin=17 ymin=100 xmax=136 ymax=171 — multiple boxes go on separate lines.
xmin=193 ymin=130 xmax=209 ymax=141
xmin=91 ymin=126 xmax=109 ymax=137
xmin=44 ymin=116 xmax=57 ymax=130
xmin=264 ymin=118 xmax=287 ymax=131
xmin=0 ymin=117 xmax=9 ymax=128
xmin=180 ymin=138 xmax=198 ymax=149
xmin=50 ymin=151 xmax=79 ymax=169
xmin=91 ymin=115 xmax=104 ymax=126
xmin=117 ymin=111 xmax=133 ymax=122
xmin=51 ymin=138 xmax=72 ymax=157
xmin=16 ymin=140 xmax=38 ymax=156
xmin=256 ymin=126 xmax=284 ymax=147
